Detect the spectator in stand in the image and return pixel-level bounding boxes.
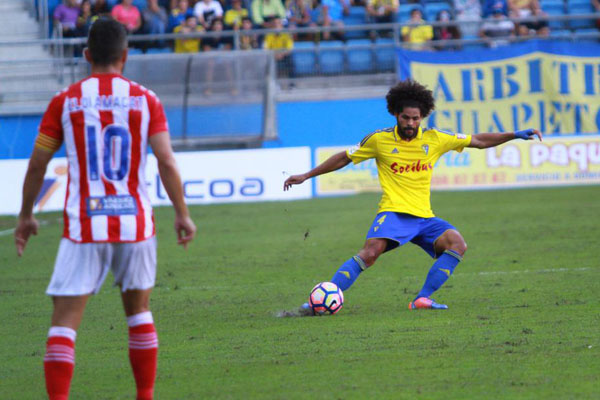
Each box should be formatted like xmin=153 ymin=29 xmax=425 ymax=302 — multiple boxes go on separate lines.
xmin=53 ymin=0 xmax=80 ymax=38
xmin=482 ymin=0 xmax=509 ymax=18
xmin=508 ymin=0 xmax=549 ymax=37
xmin=168 ymin=0 xmax=193 ymax=32
xmin=453 ymin=0 xmax=482 ymax=37
xmin=366 ymin=0 xmax=399 ymax=24
xmin=202 ymin=18 xmax=234 ymax=96
xmin=401 ymin=8 xmax=433 ymax=50
xmin=75 ymin=0 xmax=94 ymax=37
xmin=286 ymin=0 xmax=313 ymax=28
xmin=433 ymin=9 xmax=461 ymax=50
xmin=194 ymin=0 xmax=224 ymax=29
xmin=240 ymin=16 xmax=260 ymax=49
xmin=174 ymin=14 xmax=204 ymax=52
xmin=224 ymin=0 xmax=249 ymax=30
xmin=263 ymin=16 xmax=294 ymax=77
xmin=91 ymin=0 xmax=110 ymax=16
xmin=143 ymin=0 xmax=169 ymax=35
xmin=480 ymin=1 xmax=515 ymax=47
xmin=366 ymin=0 xmax=398 ymax=39
xmin=202 ymin=17 xmax=234 ymax=50
xmin=318 ymin=0 xmax=349 ymax=40
xmin=286 ymin=0 xmax=316 ymax=39
xmin=594 ymin=0 xmax=600 ymax=30
xmin=251 ymin=0 xmax=287 ymax=28
xmin=111 ymin=0 xmax=143 ymax=33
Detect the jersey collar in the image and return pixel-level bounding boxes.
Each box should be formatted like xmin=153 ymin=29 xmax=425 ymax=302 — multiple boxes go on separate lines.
xmin=394 ymin=125 xmax=424 ymax=142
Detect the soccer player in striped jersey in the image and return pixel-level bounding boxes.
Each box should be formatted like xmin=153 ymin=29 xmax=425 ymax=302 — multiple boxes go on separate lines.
xmin=14 ymin=18 xmax=196 ymax=399
xmin=284 ymin=79 xmax=541 ymax=312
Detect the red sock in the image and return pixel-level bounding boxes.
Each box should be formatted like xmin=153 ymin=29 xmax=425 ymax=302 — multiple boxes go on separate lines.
xmin=128 ymin=313 xmax=158 ymax=400
xmin=44 ymin=329 xmax=76 ymax=400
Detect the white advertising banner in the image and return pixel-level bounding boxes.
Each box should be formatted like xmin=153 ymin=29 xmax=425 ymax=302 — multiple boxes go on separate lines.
xmin=0 ymin=147 xmax=312 ymax=215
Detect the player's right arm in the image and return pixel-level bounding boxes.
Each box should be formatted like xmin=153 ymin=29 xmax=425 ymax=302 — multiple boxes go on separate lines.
xmin=149 ymin=132 xmax=196 ymax=249
xmin=283 ymin=151 xmax=351 ymax=190
xmin=15 ymin=146 xmax=55 ymax=256
xmin=284 ymin=130 xmax=378 ymax=191
xmin=15 ymin=91 xmax=65 ymax=257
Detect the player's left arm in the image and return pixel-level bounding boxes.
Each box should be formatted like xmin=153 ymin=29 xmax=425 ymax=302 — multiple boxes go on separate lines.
xmin=467 ymin=129 xmax=542 ymax=149
xmin=149 ymin=131 xmax=197 ymax=249
xmin=15 ymin=146 xmax=55 ymax=256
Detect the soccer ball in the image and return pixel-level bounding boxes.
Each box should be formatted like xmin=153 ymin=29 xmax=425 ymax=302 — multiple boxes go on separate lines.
xmin=309 ymin=282 xmax=344 ymax=315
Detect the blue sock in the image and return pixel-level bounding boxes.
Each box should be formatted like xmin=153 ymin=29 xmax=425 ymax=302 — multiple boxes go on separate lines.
xmin=416 ymin=250 xmax=462 ymax=300
xmin=330 ymin=256 xmax=366 ymax=292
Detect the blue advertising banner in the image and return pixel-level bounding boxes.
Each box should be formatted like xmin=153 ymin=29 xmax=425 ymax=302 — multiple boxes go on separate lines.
xmin=397 ymin=40 xmax=600 ymax=136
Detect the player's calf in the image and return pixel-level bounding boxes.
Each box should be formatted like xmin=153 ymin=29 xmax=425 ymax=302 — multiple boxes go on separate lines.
xmin=44 ymin=326 xmax=77 ymax=400
xmin=127 ymin=311 xmax=158 ymax=400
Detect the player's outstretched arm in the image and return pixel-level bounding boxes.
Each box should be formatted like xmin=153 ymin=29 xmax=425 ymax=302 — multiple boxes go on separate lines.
xmin=149 ymin=132 xmax=197 ymax=249
xmin=15 ymin=146 xmax=54 ymax=256
xmin=283 ymin=151 xmax=351 ymax=191
xmin=468 ymin=129 xmax=542 ymax=149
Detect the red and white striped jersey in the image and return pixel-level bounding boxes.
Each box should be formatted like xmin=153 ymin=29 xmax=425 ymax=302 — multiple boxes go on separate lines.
xmin=36 ymin=73 xmax=169 ymax=243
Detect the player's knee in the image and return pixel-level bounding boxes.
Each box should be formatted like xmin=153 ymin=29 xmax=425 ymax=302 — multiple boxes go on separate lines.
xmin=358 ymin=248 xmax=380 ymax=267
xmin=451 ymin=239 xmax=467 ymax=256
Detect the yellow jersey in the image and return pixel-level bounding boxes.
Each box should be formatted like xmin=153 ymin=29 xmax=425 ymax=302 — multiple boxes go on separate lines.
xmin=263 ymin=32 xmax=294 ymax=51
xmin=401 ymin=23 xmax=433 ymax=44
xmin=346 ymin=126 xmax=471 ymax=218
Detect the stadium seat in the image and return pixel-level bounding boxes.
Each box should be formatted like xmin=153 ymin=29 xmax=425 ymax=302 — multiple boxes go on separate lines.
xmin=146 ymin=47 xmax=173 ymax=54
xmin=318 ymin=41 xmax=345 ymax=75
xmin=374 ymin=38 xmax=395 ymax=72
xmin=343 ymin=6 xmax=368 ymax=39
xmin=542 ymin=1 xmax=567 ymax=29
xmin=133 ymin=0 xmax=147 ymax=10
xmin=461 ymin=35 xmax=487 ymax=51
xmin=424 ymin=2 xmax=452 ymax=22
xmin=346 ymin=39 xmax=374 ymax=73
xmin=398 ymin=4 xmax=423 ymax=23
xmin=549 ymin=29 xmax=572 ymax=38
xmin=292 ymin=41 xmax=317 ymax=76
xmin=128 ymin=48 xmax=144 ymax=55
xmin=567 ymin=0 xmax=594 ymax=7
xmin=567 ymin=3 xmax=595 ymax=30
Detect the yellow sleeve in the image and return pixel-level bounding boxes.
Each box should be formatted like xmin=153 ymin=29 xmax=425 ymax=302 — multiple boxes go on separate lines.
xmin=425 ymin=25 xmax=433 ymax=40
xmin=263 ymin=34 xmax=273 ymax=50
xmin=434 ymin=129 xmax=472 ymax=154
xmin=347 ymin=132 xmax=378 ymax=164
xmin=284 ymin=34 xmax=293 ymax=50
xmin=224 ymin=10 xmax=235 ymax=26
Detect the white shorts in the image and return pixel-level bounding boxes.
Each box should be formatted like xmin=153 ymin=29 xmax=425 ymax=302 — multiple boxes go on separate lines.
xmin=46 ymin=237 xmax=157 ymax=296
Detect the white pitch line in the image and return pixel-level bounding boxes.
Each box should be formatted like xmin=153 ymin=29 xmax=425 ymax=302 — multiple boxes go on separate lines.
xmin=0 ymin=228 xmax=15 ymax=237
xmin=471 ymin=267 xmax=592 ymax=276
xmin=0 ymin=218 xmax=61 ymax=238
xmin=153 ymin=266 xmax=594 ymax=291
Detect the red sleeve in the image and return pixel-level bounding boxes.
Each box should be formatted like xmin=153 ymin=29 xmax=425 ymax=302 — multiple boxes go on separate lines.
xmin=39 ymin=91 xmax=66 ymax=141
xmin=146 ymin=91 xmax=169 ymax=136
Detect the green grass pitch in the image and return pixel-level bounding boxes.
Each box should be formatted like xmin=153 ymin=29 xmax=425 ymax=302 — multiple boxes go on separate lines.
xmin=1 ymin=186 xmax=599 ymax=399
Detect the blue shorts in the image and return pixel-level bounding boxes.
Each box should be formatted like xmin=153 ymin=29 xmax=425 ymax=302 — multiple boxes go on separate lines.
xmin=365 ymin=212 xmax=456 ymax=258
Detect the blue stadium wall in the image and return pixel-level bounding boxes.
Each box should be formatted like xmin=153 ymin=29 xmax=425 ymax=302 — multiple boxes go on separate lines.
xmin=0 ymin=98 xmax=392 ymax=159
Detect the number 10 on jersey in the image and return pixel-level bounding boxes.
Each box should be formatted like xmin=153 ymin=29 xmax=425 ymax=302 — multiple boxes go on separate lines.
xmin=86 ymin=124 xmax=131 ymax=181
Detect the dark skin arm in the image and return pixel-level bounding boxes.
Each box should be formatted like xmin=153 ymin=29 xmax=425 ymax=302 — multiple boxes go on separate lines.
xmin=468 ymin=130 xmax=542 ymax=149
xmin=283 ymin=151 xmax=351 ymax=190
xmin=15 ymin=146 xmax=55 ymax=256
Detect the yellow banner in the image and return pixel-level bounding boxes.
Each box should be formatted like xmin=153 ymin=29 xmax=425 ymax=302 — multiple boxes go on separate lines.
xmin=400 ymin=43 xmax=600 ymax=135
xmin=315 ymin=136 xmax=600 ymax=194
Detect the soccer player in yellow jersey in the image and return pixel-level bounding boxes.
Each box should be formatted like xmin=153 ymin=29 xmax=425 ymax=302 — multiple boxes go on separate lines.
xmin=284 ymin=79 xmax=542 ymax=311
